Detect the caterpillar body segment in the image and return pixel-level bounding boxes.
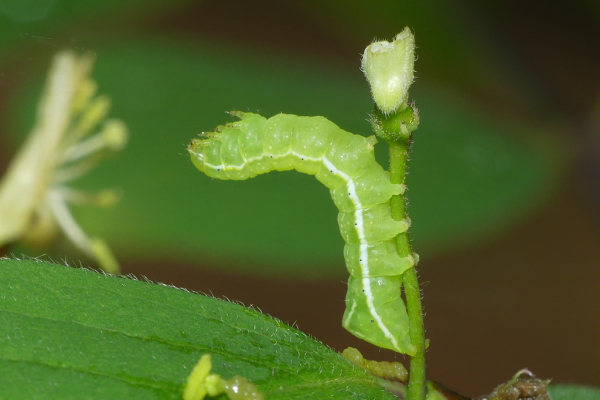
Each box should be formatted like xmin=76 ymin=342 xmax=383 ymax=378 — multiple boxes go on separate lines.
xmin=188 ymin=112 xmax=416 ymax=354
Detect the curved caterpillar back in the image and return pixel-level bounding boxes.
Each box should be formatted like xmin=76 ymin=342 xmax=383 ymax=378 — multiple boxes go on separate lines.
xmin=189 ymin=112 xmax=416 ymax=355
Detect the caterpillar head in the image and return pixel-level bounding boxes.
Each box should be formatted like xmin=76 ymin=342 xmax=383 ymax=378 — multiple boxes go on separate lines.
xmin=188 ymin=112 xmax=267 ymax=176
xmin=188 ymin=137 xmax=209 ymax=172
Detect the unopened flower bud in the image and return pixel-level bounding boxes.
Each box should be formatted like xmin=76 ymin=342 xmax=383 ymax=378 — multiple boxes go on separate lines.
xmin=361 ymin=27 xmax=415 ymax=114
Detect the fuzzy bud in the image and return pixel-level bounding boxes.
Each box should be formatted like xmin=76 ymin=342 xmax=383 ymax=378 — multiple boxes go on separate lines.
xmin=362 ymin=27 xmax=415 ymax=114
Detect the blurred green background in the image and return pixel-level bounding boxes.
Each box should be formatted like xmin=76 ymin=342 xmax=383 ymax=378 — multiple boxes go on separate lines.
xmin=1 ymin=0 xmax=599 ymax=397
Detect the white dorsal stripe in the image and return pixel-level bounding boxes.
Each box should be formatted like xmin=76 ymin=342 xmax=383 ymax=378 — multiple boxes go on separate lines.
xmin=205 ymin=149 xmax=401 ymax=352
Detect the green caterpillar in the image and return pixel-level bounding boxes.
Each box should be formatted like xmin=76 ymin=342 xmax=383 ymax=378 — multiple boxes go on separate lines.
xmin=188 ymin=112 xmax=416 ymax=355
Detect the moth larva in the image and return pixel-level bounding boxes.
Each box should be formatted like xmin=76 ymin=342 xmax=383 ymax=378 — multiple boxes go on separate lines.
xmin=188 ymin=112 xmax=416 ymax=355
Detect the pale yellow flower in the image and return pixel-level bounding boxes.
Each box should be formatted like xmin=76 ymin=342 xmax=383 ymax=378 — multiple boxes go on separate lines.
xmin=0 ymin=51 xmax=127 ymax=274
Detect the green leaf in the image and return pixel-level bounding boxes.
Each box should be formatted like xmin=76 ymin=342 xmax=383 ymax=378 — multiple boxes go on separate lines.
xmin=550 ymin=384 xmax=600 ymax=400
xmin=5 ymin=40 xmax=561 ymax=277
xmin=0 ymin=258 xmax=399 ymax=399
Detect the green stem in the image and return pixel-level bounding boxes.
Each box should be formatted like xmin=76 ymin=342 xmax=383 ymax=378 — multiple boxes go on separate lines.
xmin=387 ymin=138 xmax=426 ymax=400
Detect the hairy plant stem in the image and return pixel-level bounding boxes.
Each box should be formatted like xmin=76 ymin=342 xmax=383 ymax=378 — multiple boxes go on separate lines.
xmin=386 ymin=137 xmax=426 ymax=400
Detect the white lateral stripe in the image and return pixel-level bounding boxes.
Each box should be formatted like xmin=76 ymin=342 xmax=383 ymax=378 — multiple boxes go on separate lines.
xmin=203 ymin=150 xmax=322 ymax=171
xmin=321 ymin=158 xmax=400 ymax=351
xmin=203 ymin=154 xmax=263 ymax=171
xmin=343 ymin=300 xmax=357 ymax=326
xmin=206 ymin=149 xmax=400 ymax=351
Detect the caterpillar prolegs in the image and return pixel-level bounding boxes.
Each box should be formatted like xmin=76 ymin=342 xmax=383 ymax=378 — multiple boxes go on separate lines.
xmin=188 ymin=112 xmax=416 ymax=355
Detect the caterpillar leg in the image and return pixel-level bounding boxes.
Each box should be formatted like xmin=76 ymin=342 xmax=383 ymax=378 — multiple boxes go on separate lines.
xmin=341 ymin=347 xmax=408 ymax=382
xmin=184 ymin=354 xmax=263 ymax=400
